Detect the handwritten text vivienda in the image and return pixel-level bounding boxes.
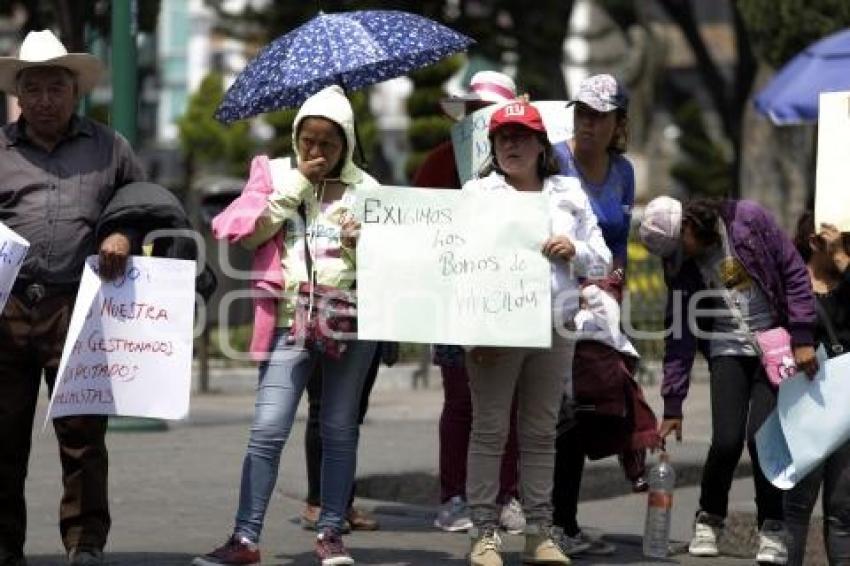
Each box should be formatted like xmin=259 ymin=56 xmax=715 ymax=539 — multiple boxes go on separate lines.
xmin=454 ymin=280 xmax=539 ymax=315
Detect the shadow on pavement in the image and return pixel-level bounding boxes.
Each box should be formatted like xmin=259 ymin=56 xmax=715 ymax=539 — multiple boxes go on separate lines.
xmin=28 ymin=553 xmax=196 ymax=565
xmin=276 ymin=548 xmax=462 ymax=565
xmin=356 ymin=462 xmax=755 ymax=506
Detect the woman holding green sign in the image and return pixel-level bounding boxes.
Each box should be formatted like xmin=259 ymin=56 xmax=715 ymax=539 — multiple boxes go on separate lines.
xmin=462 ymin=100 xmax=611 ymax=566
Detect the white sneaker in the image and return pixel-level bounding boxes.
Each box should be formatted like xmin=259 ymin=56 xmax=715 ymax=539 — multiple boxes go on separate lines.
xmin=498 ymin=497 xmax=526 ymax=535
xmin=756 ymin=520 xmax=789 ymax=564
xmin=435 ymin=495 xmax=473 ymax=532
xmin=688 ymin=511 xmax=723 ymax=557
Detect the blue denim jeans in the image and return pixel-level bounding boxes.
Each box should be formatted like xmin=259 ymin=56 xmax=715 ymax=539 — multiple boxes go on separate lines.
xmin=233 ymin=330 xmax=376 ymax=542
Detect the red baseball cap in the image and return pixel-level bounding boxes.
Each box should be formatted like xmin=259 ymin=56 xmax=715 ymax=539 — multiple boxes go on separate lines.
xmin=489 ymin=102 xmax=546 ymax=134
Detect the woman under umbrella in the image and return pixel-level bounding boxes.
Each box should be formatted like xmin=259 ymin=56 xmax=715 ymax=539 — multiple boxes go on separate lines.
xmin=195 ymin=85 xmax=378 ymax=566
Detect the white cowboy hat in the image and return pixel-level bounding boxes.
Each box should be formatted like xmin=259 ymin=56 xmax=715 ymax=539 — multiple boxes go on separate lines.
xmin=439 ymin=70 xmax=518 ymax=121
xmin=0 ymin=29 xmax=103 ymax=94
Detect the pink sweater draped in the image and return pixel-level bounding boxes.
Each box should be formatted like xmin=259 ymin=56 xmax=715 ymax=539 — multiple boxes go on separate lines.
xmin=211 ymin=155 xmax=283 ymax=360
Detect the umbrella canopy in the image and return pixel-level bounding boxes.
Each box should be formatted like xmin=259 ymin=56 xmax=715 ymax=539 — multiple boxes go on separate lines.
xmin=215 ymin=10 xmax=474 ymax=123
xmin=754 ymin=28 xmax=850 ymax=125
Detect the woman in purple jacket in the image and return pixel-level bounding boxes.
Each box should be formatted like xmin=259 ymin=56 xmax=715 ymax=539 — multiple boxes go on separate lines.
xmin=639 ymin=196 xmax=818 ymax=565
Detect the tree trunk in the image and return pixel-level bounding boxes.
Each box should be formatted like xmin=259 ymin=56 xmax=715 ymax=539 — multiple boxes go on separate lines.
xmin=739 ymin=63 xmax=814 ymax=230
xmin=52 ymin=0 xmax=86 ymax=51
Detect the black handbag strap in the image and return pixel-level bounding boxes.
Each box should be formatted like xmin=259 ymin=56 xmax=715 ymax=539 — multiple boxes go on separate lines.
xmin=815 ymin=295 xmax=845 ymax=356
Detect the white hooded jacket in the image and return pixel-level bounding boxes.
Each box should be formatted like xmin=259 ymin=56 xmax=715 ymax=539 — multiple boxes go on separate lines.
xmin=243 ymin=85 xmax=379 ymax=326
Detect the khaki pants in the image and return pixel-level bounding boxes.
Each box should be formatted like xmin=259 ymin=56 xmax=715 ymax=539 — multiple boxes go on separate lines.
xmin=466 ymin=331 xmax=575 ymax=528
xmin=0 ymin=294 xmax=110 ymax=554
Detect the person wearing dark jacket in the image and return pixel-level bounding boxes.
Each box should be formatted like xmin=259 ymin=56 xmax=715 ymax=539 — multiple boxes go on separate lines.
xmin=786 ymin=213 xmax=850 ymax=566
xmin=96 ymin=181 xmax=216 ymax=300
xmin=639 ymin=196 xmax=817 ymax=565
xmin=0 ymin=30 xmax=145 ymax=566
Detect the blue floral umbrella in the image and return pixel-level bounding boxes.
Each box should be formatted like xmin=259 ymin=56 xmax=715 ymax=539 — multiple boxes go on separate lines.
xmin=215 ymin=10 xmax=474 ymax=123
xmin=754 ymin=28 xmax=850 ymax=125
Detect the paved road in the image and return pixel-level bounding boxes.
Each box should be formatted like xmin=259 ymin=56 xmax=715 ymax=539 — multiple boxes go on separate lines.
xmin=20 ymin=363 xmax=820 ymax=565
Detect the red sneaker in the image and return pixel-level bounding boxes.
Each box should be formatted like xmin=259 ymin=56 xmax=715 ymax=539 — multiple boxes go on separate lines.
xmin=192 ymin=535 xmax=260 ymax=566
xmin=315 ymin=528 xmax=354 ymax=565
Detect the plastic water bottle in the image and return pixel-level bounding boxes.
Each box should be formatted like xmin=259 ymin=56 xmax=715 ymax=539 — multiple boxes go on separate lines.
xmin=642 ymin=451 xmax=676 ymax=558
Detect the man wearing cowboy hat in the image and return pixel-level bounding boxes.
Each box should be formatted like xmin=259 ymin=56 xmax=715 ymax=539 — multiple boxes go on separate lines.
xmin=0 ymin=30 xmax=145 ymax=566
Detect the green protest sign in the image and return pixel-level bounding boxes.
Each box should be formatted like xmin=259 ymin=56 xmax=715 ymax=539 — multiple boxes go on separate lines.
xmin=355 ymin=186 xmax=552 ymax=347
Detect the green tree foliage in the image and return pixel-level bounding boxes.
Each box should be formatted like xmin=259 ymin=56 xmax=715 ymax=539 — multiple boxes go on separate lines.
xmin=738 ymin=0 xmax=850 ymax=68
xmin=262 ymin=108 xmax=299 ymax=159
xmin=177 ymin=73 xmax=254 ymax=178
xmin=656 ymin=0 xmax=757 ymax=198
xmin=204 ymin=0 xmax=444 ymax=44
xmin=0 ymin=0 xmax=159 ymax=50
xmin=670 ymin=100 xmax=733 ymax=198
xmin=454 ymin=0 xmax=574 ymax=99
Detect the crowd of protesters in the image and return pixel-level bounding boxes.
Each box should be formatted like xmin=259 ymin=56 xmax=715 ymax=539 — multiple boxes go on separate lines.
xmin=193 ymin=66 xmax=849 ymax=566
xmin=1 ymin=27 xmax=848 ymax=566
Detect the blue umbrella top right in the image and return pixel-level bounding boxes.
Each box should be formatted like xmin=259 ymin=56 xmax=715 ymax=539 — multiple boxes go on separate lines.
xmin=754 ymin=27 xmax=850 ymax=125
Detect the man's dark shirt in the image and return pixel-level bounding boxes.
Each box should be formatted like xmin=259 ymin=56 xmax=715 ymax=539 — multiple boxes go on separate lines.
xmin=0 ymin=115 xmax=145 ymax=284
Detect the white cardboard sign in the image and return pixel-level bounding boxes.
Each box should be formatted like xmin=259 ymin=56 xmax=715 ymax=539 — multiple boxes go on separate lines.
xmin=355 ymin=186 xmax=552 ymax=347
xmin=0 ymin=222 xmax=29 ymax=313
xmin=815 ymin=91 xmax=850 ymax=231
xmin=47 ymin=256 xmax=196 ymax=421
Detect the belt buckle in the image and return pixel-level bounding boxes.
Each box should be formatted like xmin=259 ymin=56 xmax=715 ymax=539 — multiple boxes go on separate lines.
xmin=25 ymin=282 xmax=46 ymax=304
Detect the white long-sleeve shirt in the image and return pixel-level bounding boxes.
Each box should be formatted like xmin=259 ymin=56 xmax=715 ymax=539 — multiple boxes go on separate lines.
xmin=462 ymin=172 xmax=612 ymax=326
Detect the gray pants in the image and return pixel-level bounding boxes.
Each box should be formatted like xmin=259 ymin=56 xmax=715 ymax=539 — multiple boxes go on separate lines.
xmin=466 ymin=331 xmax=575 ymax=529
